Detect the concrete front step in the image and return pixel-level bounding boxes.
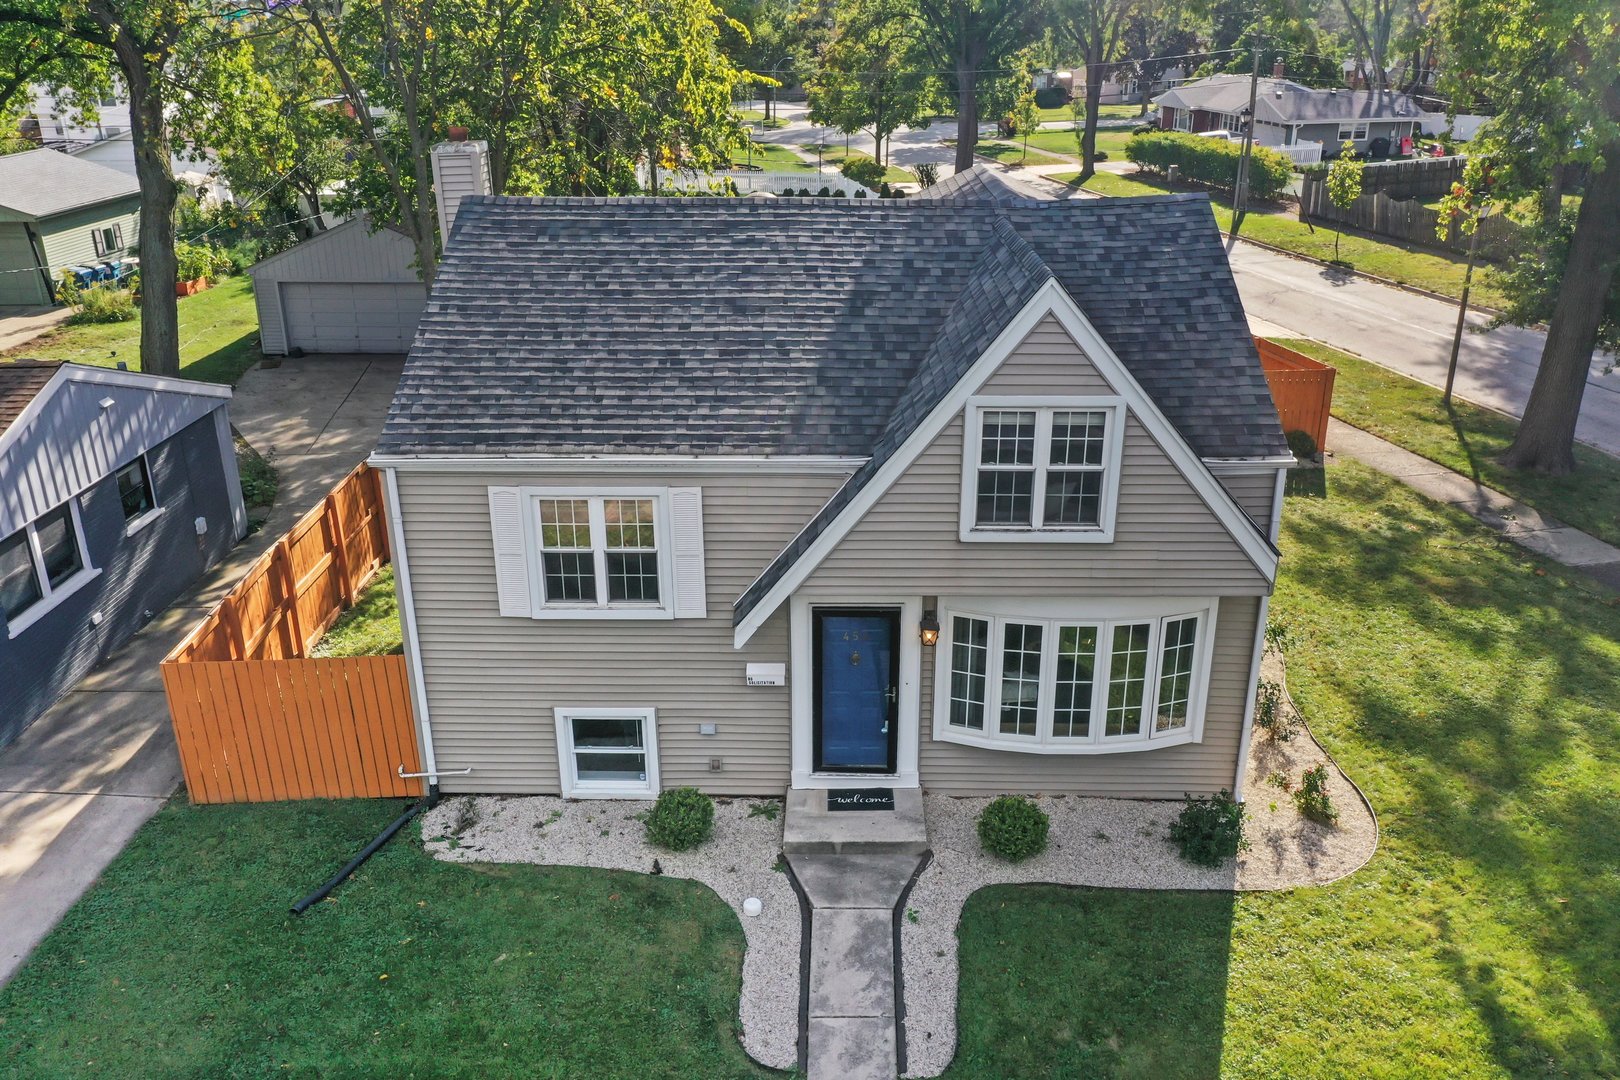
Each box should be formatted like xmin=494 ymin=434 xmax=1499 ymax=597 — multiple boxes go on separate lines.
xmin=783 ymin=787 xmax=927 ymax=855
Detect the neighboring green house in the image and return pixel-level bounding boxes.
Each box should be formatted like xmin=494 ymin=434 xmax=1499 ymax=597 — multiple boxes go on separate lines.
xmin=0 ymin=149 xmax=142 ymax=308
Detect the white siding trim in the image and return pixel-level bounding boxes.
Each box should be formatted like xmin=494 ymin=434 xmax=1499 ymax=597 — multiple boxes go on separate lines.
xmin=733 ymin=278 xmax=1280 ymax=648
xmin=1233 ymin=468 xmax=1286 ymax=800
xmin=487 ymin=486 xmax=534 ymax=617
xmin=385 ymin=466 xmax=441 ymax=783
xmin=669 ymin=487 xmax=708 ymax=619
xmin=213 ymin=407 xmax=248 ymax=541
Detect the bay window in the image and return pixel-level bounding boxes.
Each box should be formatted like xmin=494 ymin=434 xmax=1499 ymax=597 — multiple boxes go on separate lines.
xmin=961 ymin=398 xmax=1124 ymax=542
xmin=936 ymin=602 xmax=1215 ymax=752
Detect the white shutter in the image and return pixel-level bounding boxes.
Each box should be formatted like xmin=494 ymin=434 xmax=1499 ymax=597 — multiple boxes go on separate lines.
xmin=669 ymin=487 xmax=708 ymax=619
xmin=487 ymin=487 xmax=533 ymax=617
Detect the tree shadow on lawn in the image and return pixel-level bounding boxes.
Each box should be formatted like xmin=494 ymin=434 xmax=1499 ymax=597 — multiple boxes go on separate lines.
xmin=1277 ymin=462 xmax=1620 ymax=1073
xmin=948 ymin=885 xmax=1234 ymax=1080
xmin=183 ymin=328 xmax=263 ymax=385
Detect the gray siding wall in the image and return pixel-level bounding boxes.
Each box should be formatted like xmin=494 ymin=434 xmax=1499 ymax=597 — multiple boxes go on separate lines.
xmin=396 ymin=468 xmax=848 ymax=795
xmin=38 ymin=200 xmax=142 ymax=273
xmin=798 ymin=316 xmax=1272 ymax=599
xmin=249 ymin=219 xmax=422 ymax=355
xmin=1 ymin=376 xmax=230 ymax=538
xmin=917 ymin=595 xmax=1259 ymax=797
xmin=0 ymin=415 xmax=239 ymax=747
xmin=1214 ymin=470 xmax=1278 ymax=531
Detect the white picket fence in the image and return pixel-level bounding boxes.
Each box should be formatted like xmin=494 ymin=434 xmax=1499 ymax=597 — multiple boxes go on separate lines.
xmin=1272 ymin=141 xmax=1324 ymax=166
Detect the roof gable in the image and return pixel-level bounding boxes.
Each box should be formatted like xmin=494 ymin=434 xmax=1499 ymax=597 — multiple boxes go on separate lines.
xmin=731 ymin=278 xmax=1279 ymax=645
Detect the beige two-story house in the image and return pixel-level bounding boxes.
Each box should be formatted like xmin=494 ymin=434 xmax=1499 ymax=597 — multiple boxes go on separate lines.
xmin=370 ymin=166 xmax=1291 ymax=804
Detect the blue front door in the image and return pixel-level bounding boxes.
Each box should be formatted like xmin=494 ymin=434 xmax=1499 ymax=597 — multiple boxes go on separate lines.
xmin=814 ymin=609 xmax=899 ymax=772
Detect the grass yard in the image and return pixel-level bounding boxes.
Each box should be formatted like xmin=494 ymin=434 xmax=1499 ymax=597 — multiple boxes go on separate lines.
xmin=1 ymin=275 xmax=263 ymax=384
xmin=1008 ymin=128 xmax=1134 ymax=159
xmin=971 ymin=140 xmax=1067 ymax=168
xmin=1037 ymin=102 xmax=1144 ymax=124
xmin=311 ymin=566 xmax=403 ymax=657
xmin=798 ymin=143 xmax=915 ymax=183
xmin=736 ymin=110 xmax=787 ymax=129
xmin=1278 ymin=337 xmax=1620 ymax=548
xmin=0 ymin=798 xmax=767 ymax=1079
xmin=732 ymin=141 xmax=814 ymax=172
xmin=1052 ymin=168 xmax=1511 ymax=309
xmin=951 ymin=461 xmax=1620 ymax=1077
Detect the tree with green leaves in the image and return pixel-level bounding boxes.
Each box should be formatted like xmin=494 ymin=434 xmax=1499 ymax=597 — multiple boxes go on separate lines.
xmin=805 ymin=0 xmax=937 ymax=166
xmin=1325 ymin=141 xmax=1362 ymax=260
xmin=1441 ymin=0 xmax=1619 ymax=474
xmin=1012 ymin=77 xmax=1038 ymax=161
xmin=0 ymin=0 xmax=236 ymax=376
xmin=906 ymin=0 xmax=1046 ymax=173
xmin=1057 ymin=0 xmax=1134 ymax=185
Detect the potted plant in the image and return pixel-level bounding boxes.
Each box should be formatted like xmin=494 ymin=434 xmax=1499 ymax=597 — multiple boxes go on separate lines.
xmin=174 ymin=242 xmax=215 ymax=296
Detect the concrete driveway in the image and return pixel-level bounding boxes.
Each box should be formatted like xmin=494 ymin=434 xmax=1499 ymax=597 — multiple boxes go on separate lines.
xmin=0 ymin=305 xmax=72 ymax=353
xmin=0 ymin=352 xmax=403 ymax=988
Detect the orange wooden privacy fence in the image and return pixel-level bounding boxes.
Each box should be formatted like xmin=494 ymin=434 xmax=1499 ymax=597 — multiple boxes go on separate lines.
xmin=1256 ymin=337 xmax=1337 ymax=453
xmin=161 ymin=463 xmax=423 ymax=803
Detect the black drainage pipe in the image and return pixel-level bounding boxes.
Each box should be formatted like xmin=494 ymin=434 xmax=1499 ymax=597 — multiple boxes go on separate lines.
xmin=291 ymin=788 xmax=439 ymax=915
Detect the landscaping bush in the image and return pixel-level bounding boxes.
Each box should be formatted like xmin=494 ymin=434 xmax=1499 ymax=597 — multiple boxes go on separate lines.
xmin=839 ymin=156 xmax=887 ymax=189
xmin=174 ymin=241 xmax=225 ymax=283
xmin=1034 ymin=85 xmax=1070 ymax=110
xmin=69 ymin=285 xmax=136 ymax=325
xmin=1254 ymin=678 xmax=1299 ymax=742
xmin=1125 ymin=131 xmax=1293 ymax=200
xmin=914 ymin=161 xmax=940 ymax=189
xmin=1293 ymin=764 xmax=1339 ymax=825
xmin=977 ymin=796 xmax=1050 ymax=862
xmin=816 ymin=185 xmax=832 ymax=197
xmin=1286 ymin=429 xmax=1319 ymax=459
xmin=644 ymin=786 xmax=715 ymax=851
xmin=1168 ymin=790 xmax=1248 ymax=866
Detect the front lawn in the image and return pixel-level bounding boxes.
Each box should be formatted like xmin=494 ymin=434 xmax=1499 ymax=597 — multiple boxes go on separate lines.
xmin=1 ymin=275 xmax=262 ymax=384
xmin=1037 ymin=103 xmax=1143 ymax=124
xmin=1006 ymin=128 xmax=1134 ymax=159
xmin=311 ymin=565 xmax=403 ymax=657
xmin=0 ymin=798 xmax=766 ymax=1079
xmin=798 ymin=143 xmax=915 ymax=183
xmin=951 ymin=462 xmax=1620 ymax=1077
xmin=970 ymin=140 xmax=1067 ymax=167
xmin=1277 ymin=337 xmax=1620 ymax=548
xmin=1052 ymin=168 xmax=1510 ymax=309
xmin=733 ymin=141 xmax=814 ymax=172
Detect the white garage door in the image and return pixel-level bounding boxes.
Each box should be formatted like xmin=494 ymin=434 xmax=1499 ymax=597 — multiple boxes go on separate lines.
xmin=281 ymin=281 xmax=427 ymax=354
xmin=0 ymin=224 xmax=50 ymax=307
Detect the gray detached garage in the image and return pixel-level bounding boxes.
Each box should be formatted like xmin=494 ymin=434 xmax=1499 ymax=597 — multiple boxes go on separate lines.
xmin=246 ymin=216 xmax=427 ymax=355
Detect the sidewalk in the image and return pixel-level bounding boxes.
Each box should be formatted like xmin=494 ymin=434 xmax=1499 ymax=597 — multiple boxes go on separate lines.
xmin=1327 ymin=418 xmax=1620 ymax=590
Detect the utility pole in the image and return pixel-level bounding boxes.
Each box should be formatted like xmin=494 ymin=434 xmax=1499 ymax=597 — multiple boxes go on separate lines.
xmin=1443 ymin=210 xmax=1486 ymax=406
xmin=1229 ymin=30 xmax=1263 ymax=240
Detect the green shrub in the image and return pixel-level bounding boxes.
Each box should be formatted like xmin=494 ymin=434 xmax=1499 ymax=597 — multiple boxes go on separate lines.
xmin=1034 ymin=85 xmax=1070 ymax=110
xmin=1125 ymin=131 xmax=1293 ymax=200
xmin=69 ymin=285 xmax=137 ymax=324
xmin=914 ymin=162 xmax=940 ymax=189
xmin=174 ymin=240 xmax=230 ymax=282
xmin=1168 ymin=790 xmax=1248 ymax=866
xmin=1293 ymin=764 xmax=1339 ymax=825
xmin=839 ymin=156 xmax=887 ymax=189
xmin=1254 ymin=678 xmax=1298 ymax=742
xmin=1286 ymin=429 xmax=1319 ymax=459
xmin=976 ymin=796 xmax=1050 ymax=862
xmin=644 ymin=786 xmax=715 ymax=851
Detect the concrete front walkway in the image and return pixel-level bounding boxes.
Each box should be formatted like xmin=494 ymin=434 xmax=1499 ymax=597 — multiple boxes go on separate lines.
xmin=0 ymin=354 xmax=402 ymax=989
xmin=1328 ymin=418 xmax=1620 ymax=589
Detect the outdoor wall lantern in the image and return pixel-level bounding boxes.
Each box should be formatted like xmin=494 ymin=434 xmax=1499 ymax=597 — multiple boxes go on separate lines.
xmin=920 ymin=611 xmax=941 ymax=647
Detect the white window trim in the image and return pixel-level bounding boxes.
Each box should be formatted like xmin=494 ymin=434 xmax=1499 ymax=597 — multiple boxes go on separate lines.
xmin=4 ymin=498 xmax=101 ymax=639
xmin=524 ymin=488 xmax=676 ymax=620
xmin=959 ymin=396 xmax=1126 ymax=544
xmin=119 ymin=454 xmax=164 ymax=537
xmin=1173 ymin=109 xmax=1192 ymax=132
xmin=554 ymin=706 xmax=661 ymax=798
xmin=930 ymin=596 xmax=1219 ymax=755
xmin=1337 ymin=123 xmax=1369 ymax=142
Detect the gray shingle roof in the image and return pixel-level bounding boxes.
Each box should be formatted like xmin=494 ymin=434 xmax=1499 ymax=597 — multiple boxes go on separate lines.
xmin=910 ymin=163 xmax=1058 ymax=204
xmin=0 ymin=149 xmax=141 ymax=220
xmin=378 ymin=191 xmax=1286 ymax=466
xmin=1157 ymin=75 xmax=1425 ymax=125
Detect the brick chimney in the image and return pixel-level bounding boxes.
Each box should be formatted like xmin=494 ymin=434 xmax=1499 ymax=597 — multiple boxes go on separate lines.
xmin=1272 ymin=58 xmax=1285 ymax=78
xmin=430 ymin=134 xmax=492 ymax=244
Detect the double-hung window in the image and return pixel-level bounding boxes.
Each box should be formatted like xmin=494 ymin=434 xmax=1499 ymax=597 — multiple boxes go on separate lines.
xmin=554 ymin=707 xmax=660 ymax=797
xmin=536 ymin=495 xmax=665 ymax=611
xmin=962 ymin=399 xmax=1123 ymax=542
xmin=936 ymin=603 xmax=1214 ymax=752
xmin=116 ymin=455 xmax=160 ymax=533
xmin=1337 ymin=122 xmax=1369 ymax=142
xmin=1 ymin=500 xmax=97 ymax=637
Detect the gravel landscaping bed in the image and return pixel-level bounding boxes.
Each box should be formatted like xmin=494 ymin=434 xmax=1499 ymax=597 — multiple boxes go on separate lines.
xmin=900 ymin=649 xmax=1377 ymax=1077
xmin=421 ymin=795 xmax=798 ymax=1071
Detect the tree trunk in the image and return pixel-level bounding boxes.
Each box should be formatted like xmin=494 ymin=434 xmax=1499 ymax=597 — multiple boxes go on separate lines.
xmin=122 ymin=59 xmax=180 ymax=377
xmin=1500 ymin=139 xmax=1620 ymax=475
xmin=1077 ymin=57 xmax=1104 ymax=184
xmin=953 ymin=64 xmax=978 ymax=172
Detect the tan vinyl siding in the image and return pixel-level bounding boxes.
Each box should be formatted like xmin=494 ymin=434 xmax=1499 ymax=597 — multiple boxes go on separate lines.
xmin=918 ymin=595 xmax=1259 ymax=796
xmin=797 ymin=316 xmax=1273 ymax=600
xmin=397 ymin=468 xmax=848 ymax=795
xmin=1214 ymin=470 xmax=1279 ymax=531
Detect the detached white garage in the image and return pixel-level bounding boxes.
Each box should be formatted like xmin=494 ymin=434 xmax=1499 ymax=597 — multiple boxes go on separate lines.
xmin=247 ymin=216 xmax=427 ymax=355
